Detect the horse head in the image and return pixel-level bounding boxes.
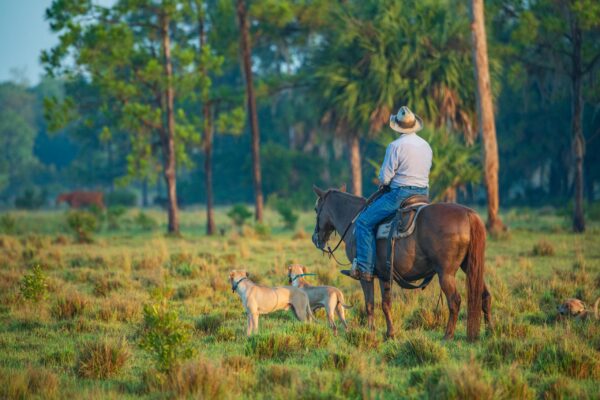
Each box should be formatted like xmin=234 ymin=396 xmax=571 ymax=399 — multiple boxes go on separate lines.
xmin=311 ymin=185 xmax=340 ymax=250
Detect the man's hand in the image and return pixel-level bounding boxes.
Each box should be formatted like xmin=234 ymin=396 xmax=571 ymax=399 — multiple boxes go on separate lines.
xmin=378 ymin=184 xmax=391 ymax=193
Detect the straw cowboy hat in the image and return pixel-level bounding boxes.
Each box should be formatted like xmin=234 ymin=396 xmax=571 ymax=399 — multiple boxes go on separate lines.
xmin=389 ymin=106 xmax=423 ymax=134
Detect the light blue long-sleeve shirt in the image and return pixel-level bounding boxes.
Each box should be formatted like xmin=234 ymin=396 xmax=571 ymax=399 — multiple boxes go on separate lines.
xmin=378 ymin=133 xmax=432 ymax=188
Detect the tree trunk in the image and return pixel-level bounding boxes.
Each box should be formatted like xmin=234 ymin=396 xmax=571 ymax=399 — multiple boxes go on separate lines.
xmin=469 ymin=0 xmax=505 ymax=235
xmin=349 ymin=135 xmax=362 ymax=196
xmin=197 ymin=2 xmax=216 ymax=235
xmin=204 ymin=103 xmax=216 ymax=235
xmin=160 ymin=11 xmax=179 ymax=234
xmin=571 ymin=17 xmax=585 ymax=232
xmin=236 ymin=0 xmax=264 ymax=222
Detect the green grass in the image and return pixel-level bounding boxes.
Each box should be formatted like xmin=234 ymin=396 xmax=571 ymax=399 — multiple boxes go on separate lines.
xmin=0 ymin=206 xmax=599 ymax=398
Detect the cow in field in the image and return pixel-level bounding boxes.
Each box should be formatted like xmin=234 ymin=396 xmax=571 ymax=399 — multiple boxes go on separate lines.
xmin=56 ymin=191 xmax=105 ymax=209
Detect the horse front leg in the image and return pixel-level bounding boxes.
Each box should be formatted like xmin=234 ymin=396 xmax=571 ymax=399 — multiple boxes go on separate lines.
xmin=379 ymin=279 xmax=395 ymax=339
xmin=360 ymin=279 xmax=375 ymax=331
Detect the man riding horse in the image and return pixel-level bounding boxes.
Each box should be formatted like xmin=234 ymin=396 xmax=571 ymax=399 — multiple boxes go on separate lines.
xmin=311 ymin=106 xmax=491 ymax=341
xmin=342 ymin=106 xmax=432 ymax=282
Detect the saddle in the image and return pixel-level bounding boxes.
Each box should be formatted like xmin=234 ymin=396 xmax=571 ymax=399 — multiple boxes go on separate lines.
xmin=378 ymin=195 xmax=435 ymax=290
xmin=376 ymin=195 xmax=430 ymax=239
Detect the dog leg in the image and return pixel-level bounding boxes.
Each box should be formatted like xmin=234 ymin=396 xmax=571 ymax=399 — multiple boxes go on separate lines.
xmin=326 ymin=303 xmax=338 ymax=335
xmin=336 ymin=302 xmax=349 ymax=331
xmin=252 ymin=313 xmax=259 ymax=334
xmin=246 ymin=313 xmax=253 ymax=336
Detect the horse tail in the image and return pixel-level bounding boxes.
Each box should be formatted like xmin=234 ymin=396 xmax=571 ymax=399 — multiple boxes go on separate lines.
xmin=465 ymin=211 xmax=486 ymax=342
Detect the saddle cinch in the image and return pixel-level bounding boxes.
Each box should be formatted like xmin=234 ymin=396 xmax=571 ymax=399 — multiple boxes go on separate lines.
xmin=375 ymin=195 xmax=430 ymax=239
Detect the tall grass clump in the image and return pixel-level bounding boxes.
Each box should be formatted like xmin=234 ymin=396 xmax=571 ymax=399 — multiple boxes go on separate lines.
xmin=533 ymin=340 xmax=600 ymax=379
xmin=531 ymin=240 xmax=555 ymax=256
xmin=382 ymin=335 xmax=448 ymax=367
xmin=424 ymin=361 xmax=494 ymax=400
xmin=164 ymin=358 xmax=231 ymax=399
xmin=244 ymin=332 xmax=303 ymax=360
xmin=0 ymin=367 xmax=59 ymax=400
xmin=19 ymin=265 xmax=48 ymax=302
xmin=77 ymin=339 xmax=130 ymax=378
xmin=0 ymin=213 xmax=17 ymax=234
xmin=52 ymin=292 xmax=88 ymax=319
xmin=195 ymin=313 xmax=225 ymax=335
xmin=66 ymin=211 xmax=98 ymax=243
xmin=139 ymin=298 xmax=195 ymax=372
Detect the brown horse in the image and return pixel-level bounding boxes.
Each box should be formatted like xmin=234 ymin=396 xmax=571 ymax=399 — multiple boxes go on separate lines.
xmin=56 ymin=191 xmax=105 ymax=209
xmin=311 ymin=186 xmax=492 ymax=341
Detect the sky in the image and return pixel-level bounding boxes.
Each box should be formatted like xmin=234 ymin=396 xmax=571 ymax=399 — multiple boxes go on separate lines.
xmin=0 ymin=0 xmax=114 ymax=86
xmin=0 ymin=0 xmax=57 ymax=85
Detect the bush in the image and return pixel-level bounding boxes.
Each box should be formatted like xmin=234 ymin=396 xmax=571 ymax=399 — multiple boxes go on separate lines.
xmin=531 ymin=240 xmax=555 ymax=256
xmin=15 ymin=188 xmax=47 ymax=210
xmin=77 ymin=339 xmax=130 ymax=379
xmin=52 ymin=292 xmax=88 ymax=319
xmin=106 ymin=206 xmax=127 ymax=230
xmin=275 ymin=200 xmax=299 ymax=230
xmin=135 ymin=211 xmax=157 ymax=230
xmin=227 ymin=204 xmax=252 ymax=230
xmin=19 ymin=265 xmax=47 ymax=302
xmin=105 ymin=189 xmax=137 ymax=207
xmin=382 ymin=335 xmax=448 ymax=367
xmin=66 ymin=211 xmax=98 ymax=243
xmin=0 ymin=213 xmax=16 ymax=234
xmin=254 ymin=222 xmax=271 ymax=238
xmin=139 ymin=298 xmax=195 ymax=372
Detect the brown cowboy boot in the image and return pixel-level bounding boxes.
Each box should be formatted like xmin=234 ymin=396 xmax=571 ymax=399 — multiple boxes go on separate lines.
xmin=341 ymin=260 xmax=374 ymax=282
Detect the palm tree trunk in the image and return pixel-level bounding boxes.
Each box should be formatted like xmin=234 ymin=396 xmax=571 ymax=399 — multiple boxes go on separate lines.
xmin=469 ymin=0 xmax=505 ymax=235
xmin=571 ymin=16 xmax=585 ymax=232
xmin=349 ymin=135 xmax=362 ymax=196
xmin=196 ymin=1 xmax=216 ymax=235
xmin=160 ymin=11 xmax=179 ymax=234
xmin=236 ymin=0 xmax=264 ymax=222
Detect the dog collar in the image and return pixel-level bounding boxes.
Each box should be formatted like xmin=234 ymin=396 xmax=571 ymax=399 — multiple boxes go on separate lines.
xmin=289 ymin=273 xmax=317 ymax=283
xmin=232 ymin=277 xmax=248 ymax=292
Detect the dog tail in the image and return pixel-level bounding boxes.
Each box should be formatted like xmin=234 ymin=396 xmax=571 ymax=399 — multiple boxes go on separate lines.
xmin=336 ymin=290 xmax=353 ymax=309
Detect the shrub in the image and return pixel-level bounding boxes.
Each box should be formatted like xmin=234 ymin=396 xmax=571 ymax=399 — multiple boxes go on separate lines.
xmin=531 ymin=240 xmax=555 ymax=256
xmin=105 ymin=189 xmax=137 ymax=207
xmin=52 ymin=292 xmax=88 ymax=319
xmin=254 ymin=222 xmax=271 ymax=238
xmin=66 ymin=211 xmax=98 ymax=243
xmin=0 ymin=213 xmax=16 ymax=234
xmin=139 ymin=298 xmax=195 ymax=372
xmin=15 ymin=188 xmax=47 ymax=210
xmin=227 ymin=204 xmax=252 ymax=230
xmin=195 ymin=313 xmax=225 ymax=335
xmin=19 ymin=265 xmax=48 ymax=302
xmin=77 ymin=339 xmax=130 ymax=379
xmin=382 ymin=335 xmax=448 ymax=367
xmin=106 ymin=206 xmax=127 ymax=230
xmin=275 ymin=200 xmax=299 ymax=230
xmin=135 ymin=211 xmax=157 ymax=230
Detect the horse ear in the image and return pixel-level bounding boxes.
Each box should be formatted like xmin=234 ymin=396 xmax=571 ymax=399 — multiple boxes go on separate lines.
xmin=313 ymin=185 xmax=325 ymax=198
xmin=339 ymin=184 xmax=347 ymax=193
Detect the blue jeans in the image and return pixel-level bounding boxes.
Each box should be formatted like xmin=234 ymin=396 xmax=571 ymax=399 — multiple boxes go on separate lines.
xmin=355 ymin=186 xmax=429 ymax=274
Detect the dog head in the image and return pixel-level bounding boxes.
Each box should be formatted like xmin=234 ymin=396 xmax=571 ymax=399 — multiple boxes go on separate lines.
xmin=229 ymin=269 xmax=249 ymax=292
xmin=558 ymin=298 xmax=586 ymax=317
xmin=288 ymin=264 xmax=307 ymax=284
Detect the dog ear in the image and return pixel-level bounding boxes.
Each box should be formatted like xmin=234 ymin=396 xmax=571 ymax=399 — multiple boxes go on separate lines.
xmin=302 ymin=265 xmax=307 ymax=273
xmin=339 ymin=183 xmax=346 ymax=192
xmin=245 ymin=271 xmax=249 ymax=278
xmin=229 ymin=271 xmax=234 ymax=279
xmin=288 ymin=265 xmax=292 ymax=271
xmin=313 ymin=185 xmax=325 ymax=198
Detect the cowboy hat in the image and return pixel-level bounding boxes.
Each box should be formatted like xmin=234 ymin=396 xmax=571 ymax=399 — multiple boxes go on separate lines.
xmin=389 ymin=106 xmax=423 ymax=134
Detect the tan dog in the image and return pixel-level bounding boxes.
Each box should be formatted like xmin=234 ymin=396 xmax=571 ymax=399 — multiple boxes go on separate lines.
xmin=229 ymin=269 xmax=313 ymax=336
xmin=288 ymin=264 xmax=351 ymax=334
xmin=558 ymin=298 xmax=599 ymax=320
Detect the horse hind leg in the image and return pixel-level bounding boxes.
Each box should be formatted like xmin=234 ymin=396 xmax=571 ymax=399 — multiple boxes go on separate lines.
xmin=379 ymin=279 xmax=395 ymax=339
xmin=439 ymin=273 xmax=461 ymax=340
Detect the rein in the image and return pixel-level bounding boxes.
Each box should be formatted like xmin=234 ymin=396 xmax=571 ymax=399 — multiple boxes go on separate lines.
xmin=318 ymin=187 xmax=386 ymax=266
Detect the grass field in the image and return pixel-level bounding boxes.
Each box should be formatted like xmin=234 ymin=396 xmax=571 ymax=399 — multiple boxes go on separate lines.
xmin=1 ymin=207 xmax=599 ymax=399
